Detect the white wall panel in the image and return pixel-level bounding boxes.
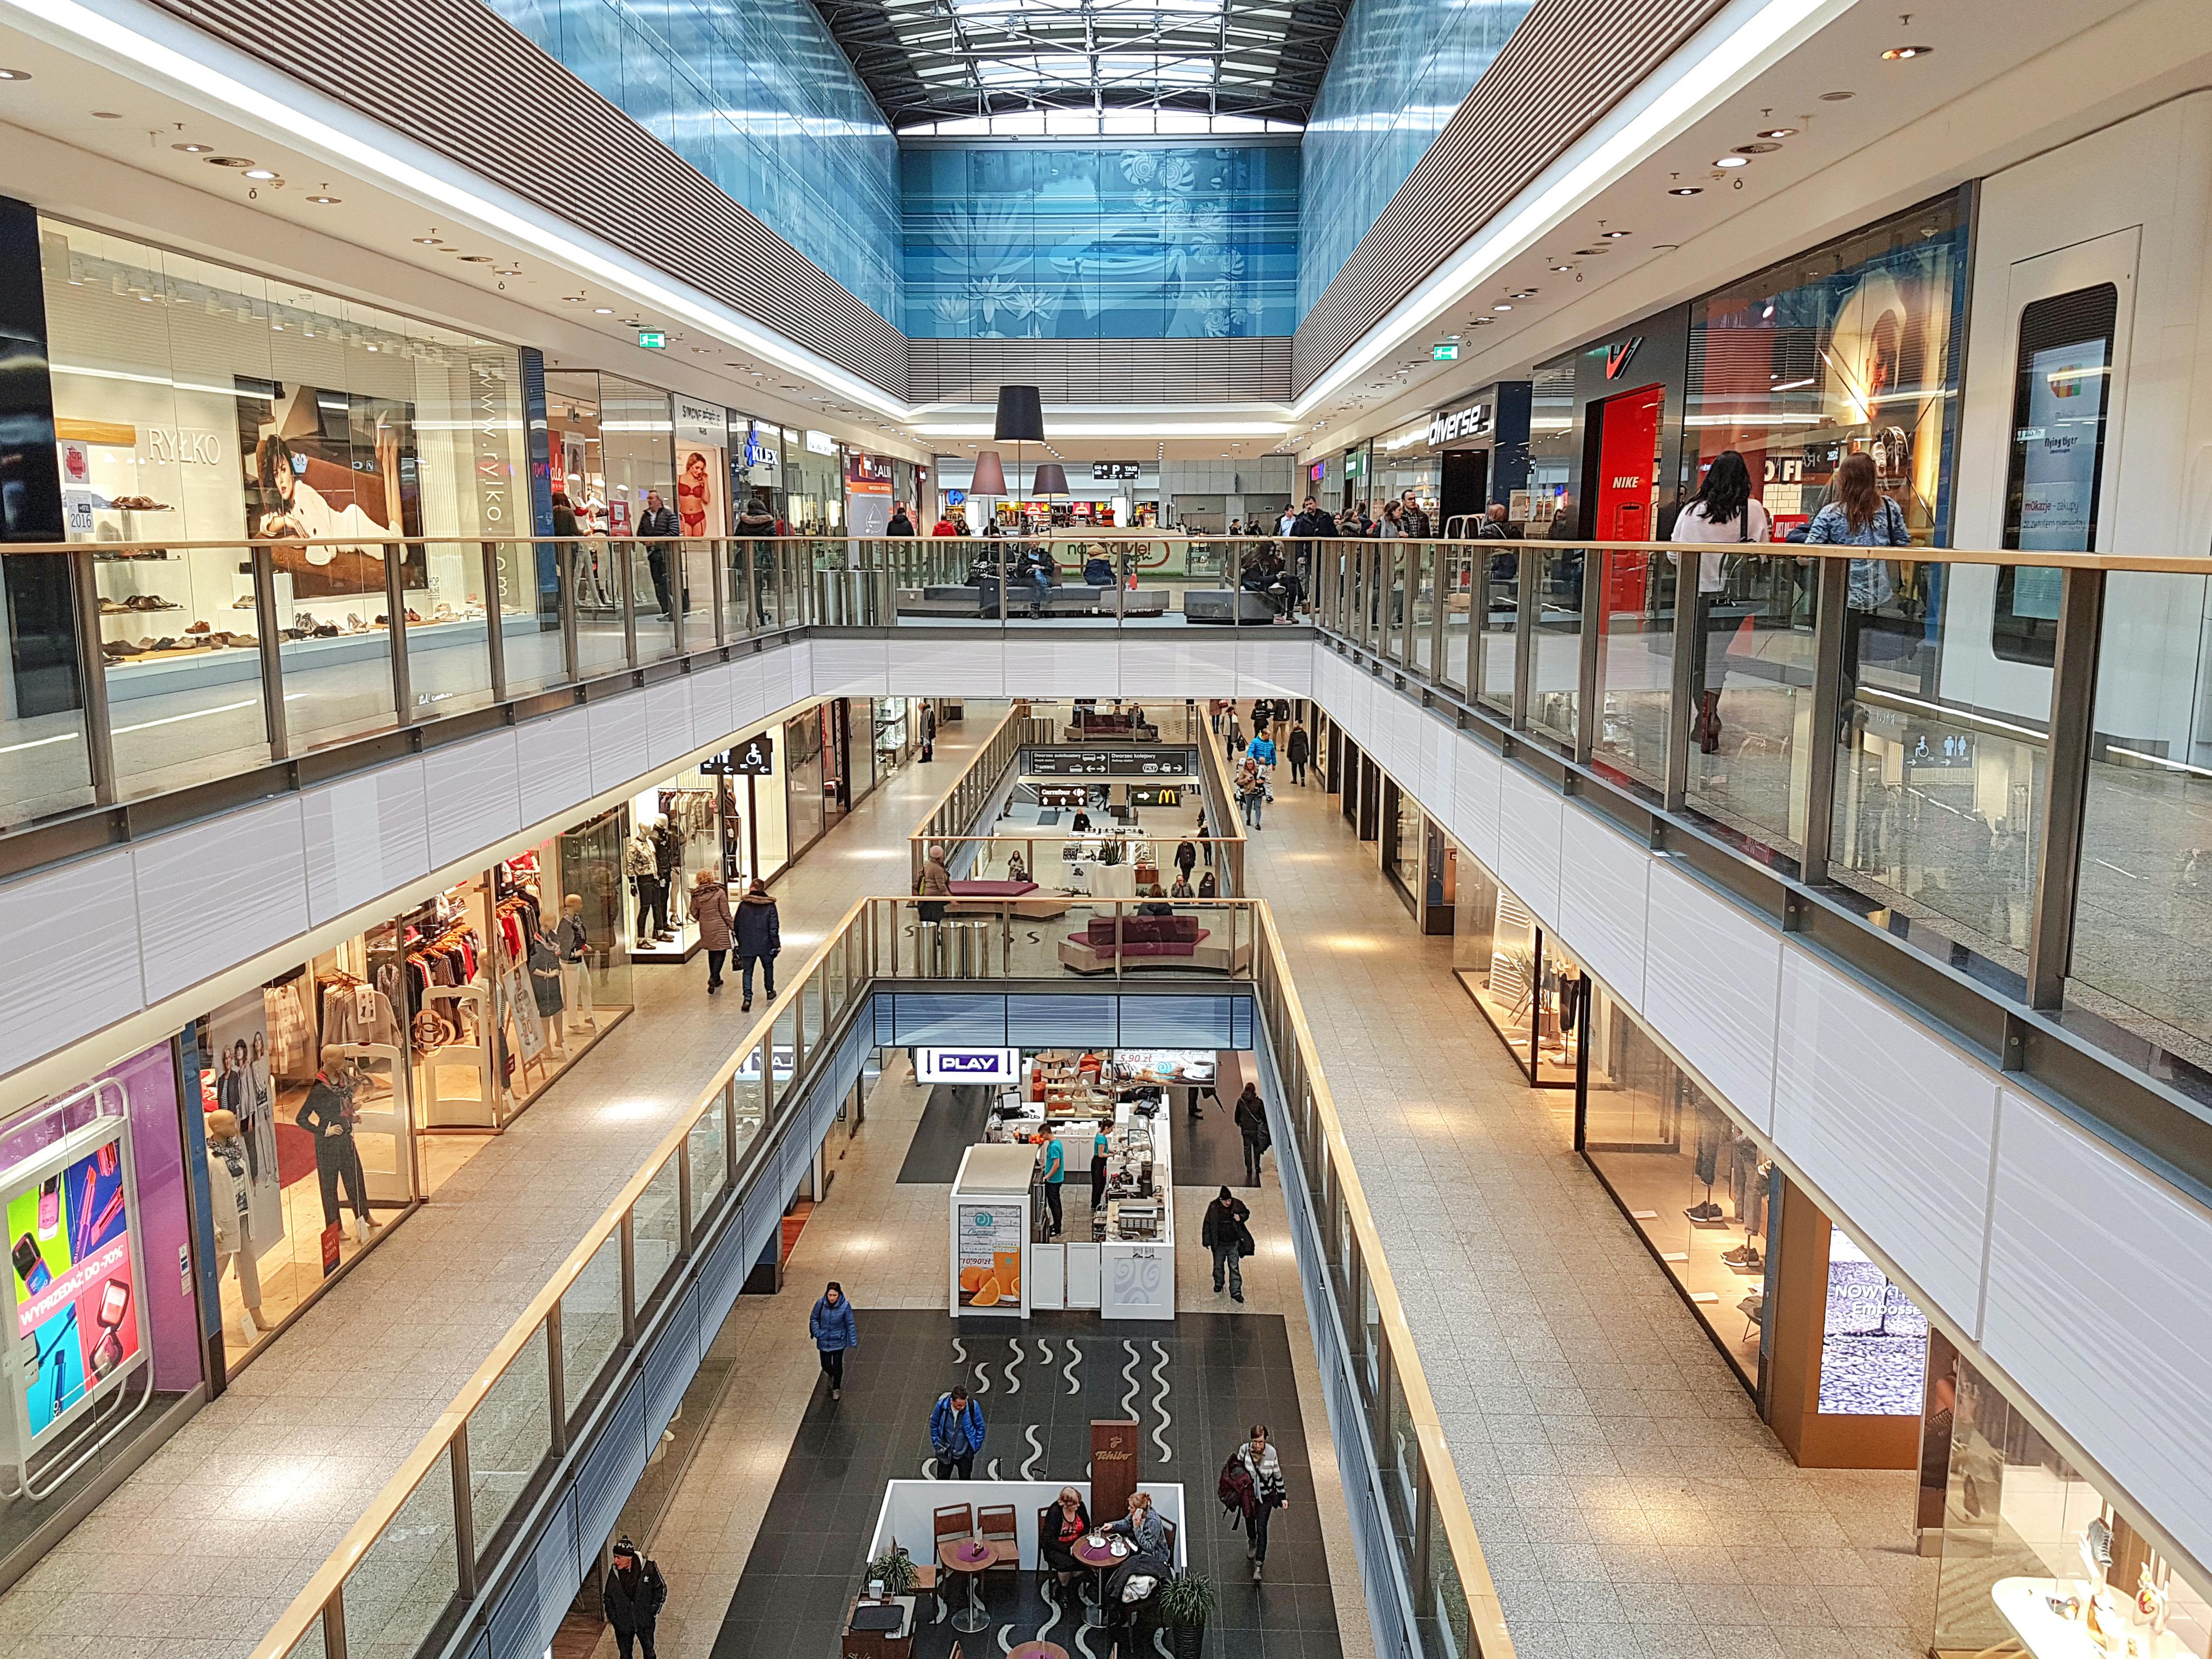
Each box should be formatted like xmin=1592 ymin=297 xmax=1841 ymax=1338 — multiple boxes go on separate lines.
xmin=687 ymin=661 xmax=736 ymax=751
xmin=302 ymin=758 xmax=430 ymax=928
xmin=1421 ymin=714 xmax=1457 ymax=820
xmin=0 ymin=850 xmax=143 ymax=1077
xmin=1557 ymin=803 xmax=1649 ymax=1007
xmin=134 ymin=797 xmax=308 ymax=1003
xmin=424 ymin=730 xmax=522 ymax=872
xmin=1237 ymin=635 xmax=1312 ymax=696
xmin=727 ymin=654 xmax=768 ymax=727
xmin=1643 ymin=862 xmax=1779 ymax=1135
xmin=1984 ymin=1091 xmax=2212 ymax=1573
xmin=809 ymin=637 xmax=889 ymax=697
xmin=1120 ymin=636 xmax=1237 ymax=698
xmin=644 ymin=677 xmax=694 ymax=769
xmin=1449 ymin=739 xmax=1502 ymax=868
xmin=1772 ymin=949 xmax=1995 ymax=1319
xmin=1001 ymin=639 xmax=1118 ymax=697
xmin=587 ymin=693 xmax=651 ymax=794
xmin=882 ymin=637 xmax=1005 ymax=695
xmin=516 ymin=706 xmax=594 ymax=829
xmin=1494 ymin=767 xmax=1562 ymax=926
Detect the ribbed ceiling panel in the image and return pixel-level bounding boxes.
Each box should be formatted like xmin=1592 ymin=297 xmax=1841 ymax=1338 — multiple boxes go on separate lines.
xmin=907 ymin=338 xmax=1294 ymax=405
xmin=1290 ymin=0 xmax=1725 ymax=394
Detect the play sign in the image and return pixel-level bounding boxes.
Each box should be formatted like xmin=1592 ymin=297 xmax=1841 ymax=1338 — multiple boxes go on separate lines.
xmin=916 ymin=1048 xmax=1020 ymax=1085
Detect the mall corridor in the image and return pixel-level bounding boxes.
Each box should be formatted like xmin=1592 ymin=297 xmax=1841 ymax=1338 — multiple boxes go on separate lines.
xmin=0 ymin=709 xmax=998 ymax=1659
xmin=1245 ymin=746 xmax=1936 ymax=1659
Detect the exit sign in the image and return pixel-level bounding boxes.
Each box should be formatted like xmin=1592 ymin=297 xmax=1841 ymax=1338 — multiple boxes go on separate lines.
xmin=1431 ymin=343 xmax=1459 ymax=361
xmin=637 ymin=330 xmax=667 ymax=349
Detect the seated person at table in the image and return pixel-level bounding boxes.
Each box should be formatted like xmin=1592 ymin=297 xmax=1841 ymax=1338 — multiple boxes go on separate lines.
xmin=1102 ymin=1490 xmax=1170 ymax=1566
xmin=1038 ymin=1487 xmax=1091 ymax=1592
xmin=1102 ymin=1492 xmax=1171 ymax=1637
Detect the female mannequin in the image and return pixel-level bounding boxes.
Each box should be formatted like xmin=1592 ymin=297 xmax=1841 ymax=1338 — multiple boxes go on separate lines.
xmin=204 ymin=1109 xmax=265 ymax=1344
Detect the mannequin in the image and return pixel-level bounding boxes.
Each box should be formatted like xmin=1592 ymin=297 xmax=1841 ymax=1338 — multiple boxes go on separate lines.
xmin=557 ymin=893 xmax=597 ymax=1030
xmin=296 ymin=1045 xmax=374 ymax=1244
xmin=651 ymin=817 xmax=682 ymax=939
xmin=204 ymin=1108 xmax=265 ymax=1344
xmin=624 ymin=826 xmax=664 ymax=942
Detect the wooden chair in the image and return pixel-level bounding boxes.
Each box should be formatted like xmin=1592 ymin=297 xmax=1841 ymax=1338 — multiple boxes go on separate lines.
xmin=977 ymin=1504 xmax=1020 ymax=1582
xmin=934 ymin=1503 xmax=975 ymax=1548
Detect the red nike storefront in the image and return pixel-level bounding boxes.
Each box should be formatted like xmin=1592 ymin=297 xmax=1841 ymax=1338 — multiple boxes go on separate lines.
xmin=1525 ymin=302 xmax=1694 ymax=549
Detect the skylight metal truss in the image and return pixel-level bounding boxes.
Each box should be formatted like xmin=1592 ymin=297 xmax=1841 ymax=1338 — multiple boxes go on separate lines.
xmin=811 ymin=0 xmax=1347 ymax=130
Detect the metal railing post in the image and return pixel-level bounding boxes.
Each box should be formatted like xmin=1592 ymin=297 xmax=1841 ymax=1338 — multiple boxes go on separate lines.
xmin=1510 ymin=546 xmax=1538 ymax=731
xmin=478 ymin=543 xmax=508 ymax=703
xmin=721 ymin=1079 xmax=738 ymax=1196
xmin=2027 ymin=565 xmax=2108 ymax=1009
xmin=1427 ymin=550 xmax=1448 ymax=685
xmin=449 ymin=1421 xmax=478 ymax=1599
xmin=66 ymin=549 xmax=117 ymax=804
xmin=710 ymin=537 xmax=729 ymax=646
xmin=321 ymin=1591 xmax=348 ymax=1659
xmin=1798 ymin=558 xmax=1851 ymax=882
xmin=618 ymin=540 xmax=640 ymax=667
xmin=618 ymin=1211 xmax=637 ymax=1346
xmin=1575 ymin=546 xmax=1602 ymax=763
xmin=545 ymin=1309 xmax=567 ymax=1454
xmin=385 ymin=541 xmax=412 ymax=723
xmin=676 ymin=1139 xmax=695 ymax=1258
xmin=1468 ymin=547 xmax=1492 ymax=701
xmin=251 ymin=542 xmax=290 ymax=762
xmin=556 ymin=540 xmax=581 ymax=685
xmin=669 ymin=543 xmax=687 ymax=657
xmin=1664 ymin=552 xmax=1697 ymax=814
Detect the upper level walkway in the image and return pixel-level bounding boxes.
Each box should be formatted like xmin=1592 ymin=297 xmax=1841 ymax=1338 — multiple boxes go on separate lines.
xmin=0 ymin=709 xmax=1001 ymax=1659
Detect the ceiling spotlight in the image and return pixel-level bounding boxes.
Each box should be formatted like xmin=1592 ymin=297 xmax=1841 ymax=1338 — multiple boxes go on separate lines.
xmin=242 ymin=168 xmax=279 ymax=180
xmin=206 ymin=156 xmax=256 ymax=168
xmin=1471 ymin=316 xmax=1494 ymax=325
xmin=1653 ymin=244 xmax=1680 ymax=252
xmin=413 ymin=235 xmax=443 ymax=245
xmin=1735 ymin=142 xmax=1781 ymax=155
xmin=91 ymin=110 xmax=121 ymax=119
xmin=0 ymin=69 xmax=31 ymax=80
xmin=1601 ymin=229 xmax=1633 ymax=239
xmin=1509 ymin=289 xmax=1538 ymax=299
xmin=1882 ymin=43 xmax=1933 ymax=59
xmin=1491 ymin=303 xmax=1513 ymax=312
xmin=1669 ymin=187 xmax=1702 ymax=196
xmin=458 ymin=254 xmax=494 ymax=263
xmin=1715 ymin=155 xmax=1750 ymax=168
xmin=172 ymin=142 xmax=213 ymax=153
xmin=1550 ymin=263 xmax=1576 ymax=272
xmin=306 ymin=194 xmax=341 ymax=205
xmin=1820 ymin=89 xmax=1855 ymax=100
xmin=593 ymin=306 xmax=613 ymax=313
xmin=563 ymin=294 xmax=585 ymax=303
xmin=1574 ymin=247 xmax=1607 ymax=256
xmin=1757 ymin=126 xmax=1797 ymax=138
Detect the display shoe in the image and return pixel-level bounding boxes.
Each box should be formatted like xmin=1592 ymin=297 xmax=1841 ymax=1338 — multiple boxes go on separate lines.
xmin=407 ymin=608 xmax=425 ymax=623
xmin=346 ymin=612 xmax=367 ymax=631
xmin=239 ymin=1310 xmax=259 ymax=1342
xmin=1684 ymin=1200 xmax=1724 ymax=1221
xmin=100 ymin=640 xmax=139 ymax=659
xmin=351 ymin=1214 xmax=373 ymax=1244
xmin=186 ymin=620 xmax=211 ymax=634
xmin=234 ymin=594 xmax=257 ymax=608
xmin=311 ymin=623 xmax=341 ymax=637
xmin=98 ymin=596 xmax=129 ymax=614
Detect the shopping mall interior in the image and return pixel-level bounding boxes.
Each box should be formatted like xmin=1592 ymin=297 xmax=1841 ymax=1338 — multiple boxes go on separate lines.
xmin=2 ymin=3 xmax=2212 ymax=1658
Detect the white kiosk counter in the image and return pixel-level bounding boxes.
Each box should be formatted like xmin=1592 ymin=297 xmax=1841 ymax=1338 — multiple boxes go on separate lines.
xmin=1010 ymin=1101 xmax=1173 ymax=1322
xmin=950 ymin=1142 xmax=1038 ymax=1318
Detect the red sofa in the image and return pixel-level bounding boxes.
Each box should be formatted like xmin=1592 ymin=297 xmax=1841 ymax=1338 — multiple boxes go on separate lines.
xmin=1057 ymin=914 xmax=1248 ymax=974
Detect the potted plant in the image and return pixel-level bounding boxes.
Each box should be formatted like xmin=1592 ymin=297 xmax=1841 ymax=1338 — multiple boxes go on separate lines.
xmin=866 ymin=1547 xmax=918 ymax=1599
xmin=1156 ymin=1569 xmax=1216 ymax=1658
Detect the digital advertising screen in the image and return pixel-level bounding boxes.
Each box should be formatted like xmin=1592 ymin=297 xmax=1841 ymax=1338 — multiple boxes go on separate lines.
xmin=7 ymin=1130 xmax=142 ymax=1443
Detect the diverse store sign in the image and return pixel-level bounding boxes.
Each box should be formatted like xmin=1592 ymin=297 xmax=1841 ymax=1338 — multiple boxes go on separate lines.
xmin=917 ymin=1048 xmax=1020 ymax=1084
xmin=1426 ymin=400 xmax=1494 ymax=447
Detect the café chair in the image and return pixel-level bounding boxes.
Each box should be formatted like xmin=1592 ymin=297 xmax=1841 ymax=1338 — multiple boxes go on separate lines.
xmin=934 ymin=1503 xmax=975 ymax=1547
xmin=978 ymin=1504 xmax=1020 ymax=1582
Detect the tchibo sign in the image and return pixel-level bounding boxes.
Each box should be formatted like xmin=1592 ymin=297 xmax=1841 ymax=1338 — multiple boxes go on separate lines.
xmin=916 ymin=1048 xmax=1020 ymax=1084
xmin=1425 ymin=400 xmax=1493 ymax=447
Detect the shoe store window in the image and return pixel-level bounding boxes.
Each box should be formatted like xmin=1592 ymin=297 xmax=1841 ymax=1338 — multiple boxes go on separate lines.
xmin=1929 ymin=1346 xmax=2212 ymax=1657
xmin=1451 ymin=851 xmax=1585 ymax=1087
xmin=41 ymin=219 xmax=529 ymax=742
xmin=0 ymin=1041 xmax=203 ymax=1582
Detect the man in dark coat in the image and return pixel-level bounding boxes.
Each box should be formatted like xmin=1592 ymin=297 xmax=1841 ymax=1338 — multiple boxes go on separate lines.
xmin=602 ymin=1538 xmax=668 ymax=1659
xmin=636 ymin=490 xmax=681 ymax=618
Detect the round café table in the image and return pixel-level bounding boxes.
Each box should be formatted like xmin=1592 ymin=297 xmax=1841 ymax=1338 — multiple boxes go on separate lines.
xmin=939 ymin=1537 xmax=994 ymax=1634
xmin=1070 ymin=1534 xmax=1125 ymax=1629
xmin=1011 ymin=1644 xmax=1071 ymax=1659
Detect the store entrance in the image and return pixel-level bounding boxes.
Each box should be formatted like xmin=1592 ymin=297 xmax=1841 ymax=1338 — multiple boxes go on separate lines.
xmin=1440 ymin=447 xmax=1491 ymax=533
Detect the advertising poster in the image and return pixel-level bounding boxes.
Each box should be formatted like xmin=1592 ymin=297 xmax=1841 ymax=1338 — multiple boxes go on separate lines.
xmin=8 ymin=1132 xmax=140 ymax=1440
xmin=206 ymin=991 xmax=285 ymax=1261
xmin=955 ymin=1201 xmax=1023 ymax=1310
xmin=845 ymin=452 xmax=894 ymax=538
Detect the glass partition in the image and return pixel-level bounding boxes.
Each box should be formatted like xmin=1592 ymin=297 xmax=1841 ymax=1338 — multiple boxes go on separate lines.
xmin=466 ymin=1325 xmax=554 ymax=1566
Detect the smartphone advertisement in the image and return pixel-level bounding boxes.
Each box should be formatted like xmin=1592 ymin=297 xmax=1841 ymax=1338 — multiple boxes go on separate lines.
xmin=7 ymin=1131 xmax=142 ymax=1441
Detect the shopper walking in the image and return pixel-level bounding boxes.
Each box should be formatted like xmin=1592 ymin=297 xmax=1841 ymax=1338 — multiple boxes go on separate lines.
xmin=917 ymin=843 xmax=953 ymax=924
xmin=1223 ymin=711 xmax=1244 ymax=759
xmin=1040 ymin=1131 xmax=1066 ymax=1236
xmin=1285 ymin=723 xmax=1311 ymax=786
xmin=1202 ymin=1186 xmax=1252 ymax=1302
xmin=688 ymin=868 xmax=735 ymax=994
xmin=734 ymin=878 xmax=781 ymax=1011
xmin=602 ymin=1538 xmax=669 ymax=1659
xmin=930 ymin=1384 xmax=985 ymax=1479
xmin=1238 ymin=760 xmax=1266 ymax=831
xmin=810 ymin=1280 xmax=857 ymax=1400
xmin=1669 ymin=449 xmax=1772 ymax=756
xmin=1175 ymin=837 xmax=1198 ymax=882
xmin=1234 ymin=1082 xmax=1271 ymax=1182
xmin=637 ymin=490 xmax=681 ymax=619
xmin=1246 ymin=729 xmax=1278 ymax=773
xmin=1804 ymin=449 xmax=1912 ymax=677
xmin=1090 ymin=1124 xmax=1111 ymax=1214
xmin=1234 ymin=1425 xmax=1290 ymax=1581
xmin=886 ymin=502 xmax=915 ymax=537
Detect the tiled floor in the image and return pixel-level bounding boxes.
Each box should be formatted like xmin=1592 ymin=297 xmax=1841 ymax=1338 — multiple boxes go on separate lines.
xmin=1243 ymin=706 xmax=1939 ymax=1659
xmin=0 ymin=707 xmax=1003 ymax=1659
xmin=613 ymin=1056 xmax=1376 ymax=1659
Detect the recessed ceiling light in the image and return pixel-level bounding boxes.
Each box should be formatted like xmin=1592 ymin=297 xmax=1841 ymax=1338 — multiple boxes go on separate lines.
xmin=413 ymin=235 xmax=443 ymax=245
xmin=1820 ymin=89 xmax=1855 ymax=100
xmin=206 ymin=156 xmax=255 ymax=168
xmin=563 ymin=294 xmax=585 ymax=303
xmin=1715 ymin=155 xmax=1750 ymax=168
xmin=1551 ymin=263 xmax=1575 ymax=272
xmin=1491 ymin=303 xmax=1513 ymax=312
xmin=1575 ymin=247 xmax=1607 ymax=256
xmin=1509 ymin=289 xmax=1537 ymax=299
xmin=306 ymin=194 xmax=341 ymax=205
xmin=1601 ymin=229 xmax=1632 ymax=239
xmin=172 ymin=142 xmax=213 ymax=153
xmin=593 ymin=306 xmax=613 ymax=313
xmin=1669 ymin=187 xmax=1702 ymax=196
xmin=1653 ymin=244 xmax=1680 ymax=252
xmin=91 ymin=110 xmax=121 ymax=119
xmin=458 ymin=254 xmax=494 ymax=262
xmin=1735 ymin=142 xmax=1781 ymax=155
xmin=242 ymin=168 xmax=279 ymax=180
xmin=1471 ymin=316 xmax=1494 ymax=325
xmin=1757 ymin=126 xmax=1797 ymax=138
xmin=0 ymin=68 xmax=31 ymax=80
xmin=1882 ymin=43 xmax=1933 ymax=59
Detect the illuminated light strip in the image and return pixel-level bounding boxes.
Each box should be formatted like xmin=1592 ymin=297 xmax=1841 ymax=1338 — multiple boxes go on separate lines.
xmin=1291 ymin=0 xmax=1847 ymax=418
xmin=913 ymin=421 xmax=1288 ymax=437
xmin=4 ymin=0 xmax=910 ymax=421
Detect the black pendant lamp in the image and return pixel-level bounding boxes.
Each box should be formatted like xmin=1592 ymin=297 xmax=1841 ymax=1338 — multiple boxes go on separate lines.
xmin=994 ymin=385 xmax=1045 ymax=534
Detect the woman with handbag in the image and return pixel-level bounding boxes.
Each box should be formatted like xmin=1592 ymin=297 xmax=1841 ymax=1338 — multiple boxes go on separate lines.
xmin=1804 ymin=450 xmax=1911 ymax=681
xmin=1668 ymin=450 xmax=1771 ymax=756
xmin=1233 ymin=1424 xmax=1290 ymax=1582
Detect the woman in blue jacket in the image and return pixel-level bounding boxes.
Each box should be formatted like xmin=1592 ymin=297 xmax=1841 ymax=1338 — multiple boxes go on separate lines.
xmin=809 ymin=1281 xmax=857 ymax=1400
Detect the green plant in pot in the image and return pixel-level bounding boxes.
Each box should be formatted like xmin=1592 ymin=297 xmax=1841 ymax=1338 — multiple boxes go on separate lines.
xmin=865 ymin=1547 xmax=918 ymax=1598
xmin=1156 ymin=1569 xmax=1216 ymax=1658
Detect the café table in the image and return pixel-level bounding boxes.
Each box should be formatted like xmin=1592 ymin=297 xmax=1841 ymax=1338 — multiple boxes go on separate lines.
xmin=1010 ymin=1644 xmax=1070 ymax=1659
xmin=938 ymin=1537 xmax=994 ymax=1635
xmin=1070 ymin=1533 xmax=1126 ymax=1629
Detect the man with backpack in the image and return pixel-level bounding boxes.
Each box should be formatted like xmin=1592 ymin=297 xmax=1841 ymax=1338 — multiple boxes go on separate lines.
xmin=603 ymin=1537 xmax=669 ymax=1658
xmin=930 ymin=1384 xmax=986 ymax=1479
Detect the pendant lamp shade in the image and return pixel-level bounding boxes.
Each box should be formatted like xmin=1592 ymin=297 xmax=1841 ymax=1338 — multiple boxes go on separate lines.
xmin=1032 ymin=462 xmax=1069 ymax=496
xmin=993 ymin=385 xmax=1045 ymax=442
xmin=971 ymin=450 xmax=1007 ymax=495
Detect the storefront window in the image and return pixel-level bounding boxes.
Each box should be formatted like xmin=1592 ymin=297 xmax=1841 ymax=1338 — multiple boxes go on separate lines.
xmin=786 ymin=709 xmax=827 ymax=853
xmin=1933 ymin=1350 xmax=2212 ymax=1657
xmin=0 ymin=1042 xmax=201 ymax=1572
xmin=1450 ymin=855 xmax=1580 ymax=1086
xmin=785 ymin=437 xmax=843 ymax=534
xmin=490 ymin=830 xmax=634 ymax=1112
xmin=1523 ymin=352 xmax=1577 ymax=533
xmin=42 ymin=219 xmax=528 ymax=676
xmin=1578 ymin=983 xmax=1770 ymax=1391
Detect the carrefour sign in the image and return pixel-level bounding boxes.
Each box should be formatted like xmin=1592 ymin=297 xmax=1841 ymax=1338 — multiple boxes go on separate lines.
xmin=917 ymin=1048 xmax=1020 ymax=1084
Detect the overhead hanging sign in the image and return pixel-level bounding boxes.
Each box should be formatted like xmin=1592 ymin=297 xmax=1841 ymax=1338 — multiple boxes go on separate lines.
xmin=1091 ymin=462 xmax=1141 ymax=480
xmin=918 ymin=1048 xmax=1020 ymax=1085
xmin=636 ymin=330 xmax=667 ymax=349
xmin=1026 ymin=748 xmax=1194 ymax=778
xmin=701 ymin=732 xmax=775 ymax=776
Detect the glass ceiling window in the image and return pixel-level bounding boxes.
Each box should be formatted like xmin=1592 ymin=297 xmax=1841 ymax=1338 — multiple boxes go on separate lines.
xmin=809 ymin=0 xmax=1349 ymax=131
